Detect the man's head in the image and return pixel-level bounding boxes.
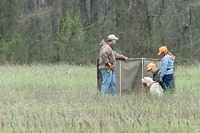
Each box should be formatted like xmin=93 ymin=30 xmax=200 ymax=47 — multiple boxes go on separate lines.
xmin=147 ymin=63 xmax=158 ymax=73
xmin=107 ymin=34 xmax=118 ymax=46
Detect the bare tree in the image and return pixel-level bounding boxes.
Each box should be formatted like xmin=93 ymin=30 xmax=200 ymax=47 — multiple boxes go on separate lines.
xmin=179 ymin=0 xmax=191 ymax=58
xmin=79 ymin=0 xmax=90 ymax=26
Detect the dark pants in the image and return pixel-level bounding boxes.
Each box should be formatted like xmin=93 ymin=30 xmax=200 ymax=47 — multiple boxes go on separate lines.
xmin=160 ymin=74 xmax=173 ymax=92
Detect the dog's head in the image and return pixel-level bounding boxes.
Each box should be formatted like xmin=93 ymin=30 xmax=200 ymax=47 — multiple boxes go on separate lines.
xmin=141 ymin=77 xmax=154 ymax=87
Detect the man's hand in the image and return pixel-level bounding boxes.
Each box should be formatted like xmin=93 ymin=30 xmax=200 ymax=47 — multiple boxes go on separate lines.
xmin=160 ymin=78 xmax=163 ymax=82
xmin=124 ymin=57 xmax=129 ymax=61
xmin=108 ymin=62 xmax=111 ymax=66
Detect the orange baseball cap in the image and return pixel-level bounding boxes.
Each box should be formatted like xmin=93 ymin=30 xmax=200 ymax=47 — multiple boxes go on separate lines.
xmin=158 ymin=46 xmax=168 ymax=55
xmin=147 ymin=63 xmax=156 ymax=72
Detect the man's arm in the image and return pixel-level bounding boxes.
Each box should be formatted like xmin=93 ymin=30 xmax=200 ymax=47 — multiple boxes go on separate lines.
xmin=113 ymin=51 xmax=129 ymax=61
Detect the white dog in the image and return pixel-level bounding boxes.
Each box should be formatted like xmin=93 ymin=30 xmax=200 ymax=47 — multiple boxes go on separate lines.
xmin=141 ymin=77 xmax=163 ymax=96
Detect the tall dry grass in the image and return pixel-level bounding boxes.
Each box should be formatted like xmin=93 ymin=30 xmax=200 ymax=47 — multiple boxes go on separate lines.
xmin=0 ymin=63 xmax=199 ymax=133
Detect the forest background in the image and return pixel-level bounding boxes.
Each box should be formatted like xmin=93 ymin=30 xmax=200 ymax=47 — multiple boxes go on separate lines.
xmin=0 ymin=0 xmax=199 ymax=64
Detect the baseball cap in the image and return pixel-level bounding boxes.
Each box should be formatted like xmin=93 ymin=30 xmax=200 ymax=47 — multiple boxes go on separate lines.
xmin=107 ymin=34 xmax=119 ymax=40
xmin=147 ymin=63 xmax=156 ymax=72
xmin=158 ymin=46 xmax=168 ymax=55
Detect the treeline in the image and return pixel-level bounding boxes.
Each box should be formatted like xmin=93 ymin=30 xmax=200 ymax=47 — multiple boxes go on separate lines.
xmin=0 ymin=0 xmax=200 ymax=64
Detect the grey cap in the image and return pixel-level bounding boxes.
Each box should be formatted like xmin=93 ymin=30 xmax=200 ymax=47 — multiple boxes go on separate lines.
xmin=107 ymin=34 xmax=119 ymax=40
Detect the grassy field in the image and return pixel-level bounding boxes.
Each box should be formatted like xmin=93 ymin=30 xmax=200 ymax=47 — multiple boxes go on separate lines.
xmin=0 ymin=63 xmax=199 ymax=133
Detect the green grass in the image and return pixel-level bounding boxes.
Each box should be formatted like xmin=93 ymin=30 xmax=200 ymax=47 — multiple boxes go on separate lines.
xmin=0 ymin=63 xmax=199 ymax=133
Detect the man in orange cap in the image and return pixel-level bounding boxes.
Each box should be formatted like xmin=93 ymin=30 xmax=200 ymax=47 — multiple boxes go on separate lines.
xmin=147 ymin=63 xmax=160 ymax=83
xmin=158 ymin=46 xmax=175 ymax=92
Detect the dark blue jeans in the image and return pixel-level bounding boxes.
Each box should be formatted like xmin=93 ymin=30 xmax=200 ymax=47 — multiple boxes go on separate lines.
xmin=160 ymin=74 xmax=173 ymax=92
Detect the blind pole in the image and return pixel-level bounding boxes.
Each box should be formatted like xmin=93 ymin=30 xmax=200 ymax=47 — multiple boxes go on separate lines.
xmin=119 ymin=60 xmax=122 ymax=96
xmin=141 ymin=58 xmax=144 ymax=88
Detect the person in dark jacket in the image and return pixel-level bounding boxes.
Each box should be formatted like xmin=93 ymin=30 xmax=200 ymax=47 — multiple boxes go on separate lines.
xmin=147 ymin=63 xmax=160 ymax=83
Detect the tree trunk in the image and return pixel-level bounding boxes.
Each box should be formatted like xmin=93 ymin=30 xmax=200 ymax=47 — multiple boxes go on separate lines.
xmin=79 ymin=0 xmax=89 ymax=26
xmin=180 ymin=0 xmax=191 ymax=58
xmin=28 ymin=0 xmax=35 ymax=10
xmin=90 ymin=0 xmax=98 ymax=24
xmin=159 ymin=0 xmax=165 ymax=44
